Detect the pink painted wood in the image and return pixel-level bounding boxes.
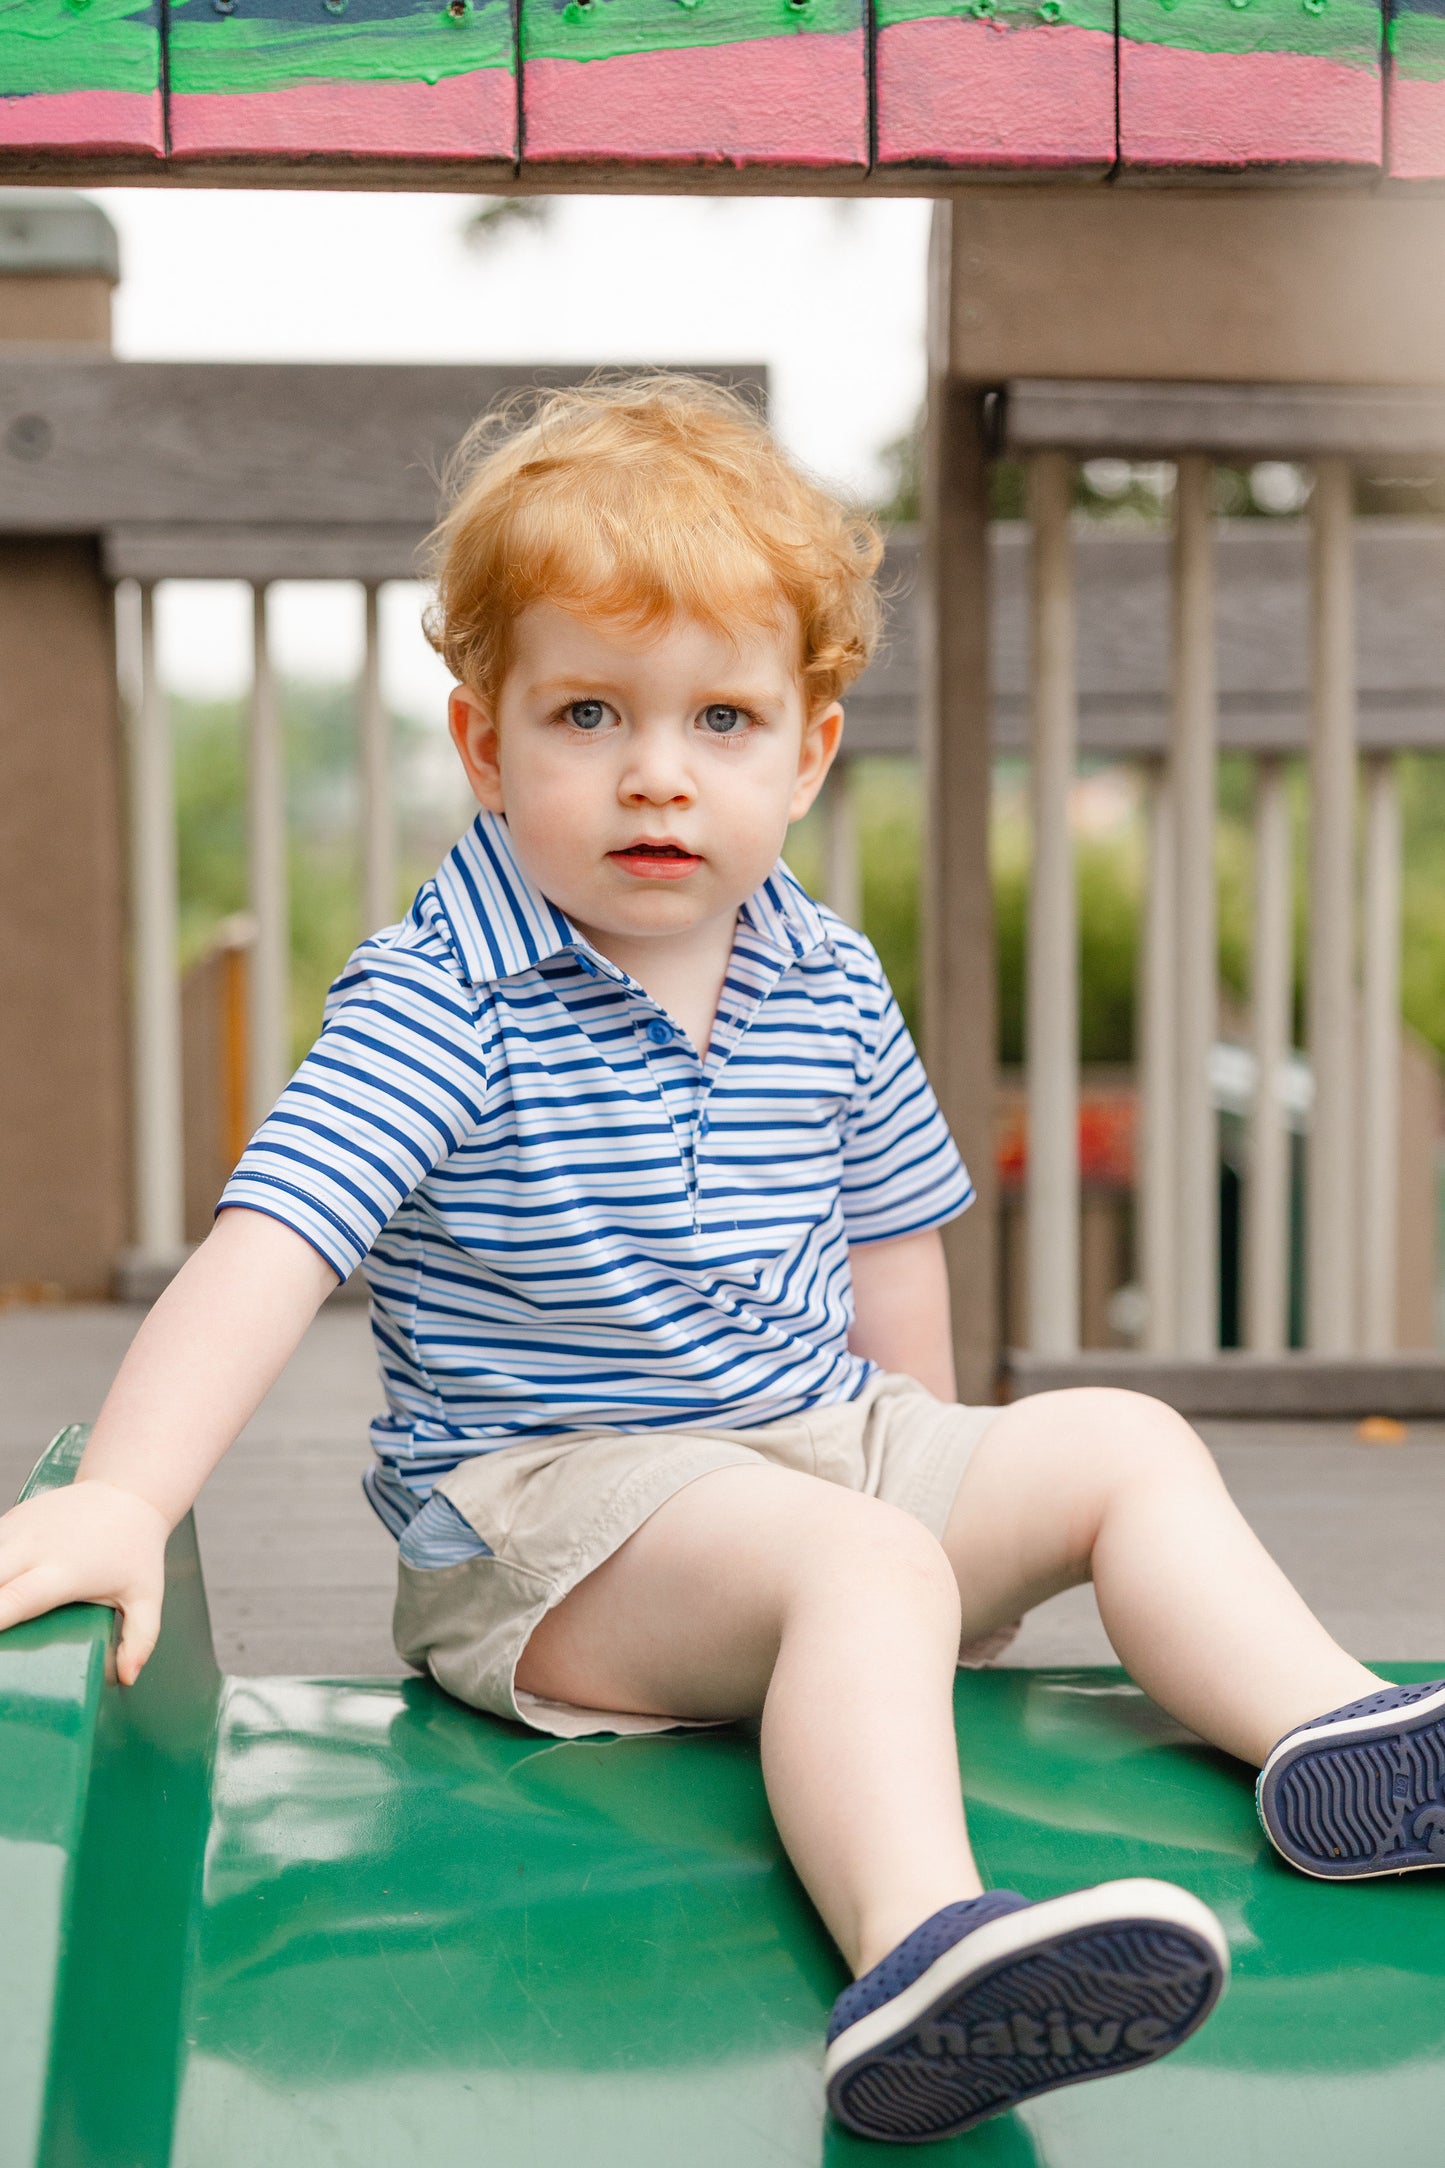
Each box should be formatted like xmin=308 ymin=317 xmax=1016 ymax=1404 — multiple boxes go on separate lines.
xmin=1117 ymin=1 xmax=1383 ymax=174
xmin=1389 ymin=76 xmax=1445 ymax=180
xmin=874 ymin=15 xmax=1114 ymax=172
xmin=167 ymin=72 xmax=515 ymax=163
xmin=0 ymin=87 xmax=162 ymax=156
xmin=519 ymin=0 xmax=867 ymax=173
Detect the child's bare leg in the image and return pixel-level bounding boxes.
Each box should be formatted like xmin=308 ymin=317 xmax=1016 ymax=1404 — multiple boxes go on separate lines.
xmin=518 ymin=1463 xmax=982 ymax=1974
xmin=943 ymin=1388 xmax=1378 ymax=1766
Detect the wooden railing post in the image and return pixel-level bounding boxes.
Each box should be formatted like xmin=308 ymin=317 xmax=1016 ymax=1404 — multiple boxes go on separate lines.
xmin=1169 ymin=456 xmax=1219 ymax=1354
xmin=124 ymin=581 xmax=186 ymax=1275
xmin=1025 ymin=451 xmax=1080 ymax=1356
xmin=919 ymin=352 xmax=998 ymax=1400
xmin=247 ymin=583 xmax=290 ymax=1126
xmin=1246 ymin=753 xmax=1293 ymax=1353
xmin=1306 ymin=459 xmax=1358 ymax=1352
xmin=1359 ymin=750 xmax=1401 ymax=1353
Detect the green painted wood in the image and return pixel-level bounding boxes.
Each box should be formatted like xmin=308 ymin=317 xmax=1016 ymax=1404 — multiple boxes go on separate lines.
xmin=5 ymin=1426 xmax=1445 ymax=2164
xmin=0 ymin=0 xmax=163 ymax=156
xmin=1388 ymin=1 xmax=1445 ymax=178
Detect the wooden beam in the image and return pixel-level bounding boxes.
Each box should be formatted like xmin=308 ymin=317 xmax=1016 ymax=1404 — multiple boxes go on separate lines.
xmin=101 ymin=524 xmax=431 ymax=584
xmin=920 ymin=207 xmax=998 ymax=1403
xmin=1008 ymin=1349 xmax=1445 ymax=1417
xmin=947 ymin=194 xmax=1445 ymax=388
xmin=1117 ymin=0 xmax=1382 ymax=175
xmin=873 ymin=0 xmax=1113 ymax=174
xmin=165 ymin=0 xmax=515 ymax=169
xmin=1005 ymin=379 xmax=1445 ymax=458
xmin=519 ymin=0 xmax=867 ymax=174
xmin=0 ymin=359 xmax=767 ymax=531
xmin=0 ymin=0 xmax=164 ymax=160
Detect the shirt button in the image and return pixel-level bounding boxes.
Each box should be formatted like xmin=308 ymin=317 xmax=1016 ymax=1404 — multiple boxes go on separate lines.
xmin=645 ymin=1019 xmax=673 ymax=1045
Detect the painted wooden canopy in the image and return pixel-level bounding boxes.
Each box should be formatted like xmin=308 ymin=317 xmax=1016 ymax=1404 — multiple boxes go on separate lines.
xmin=0 ymin=0 xmax=1436 ymax=184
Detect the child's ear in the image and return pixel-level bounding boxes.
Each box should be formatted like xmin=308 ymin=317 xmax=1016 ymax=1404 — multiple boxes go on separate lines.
xmin=449 ymin=685 xmax=505 ymax=814
xmin=788 ymin=701 xmax=844 ymax=823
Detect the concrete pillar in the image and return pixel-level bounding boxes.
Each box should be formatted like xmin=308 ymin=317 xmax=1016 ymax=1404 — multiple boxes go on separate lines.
xmin=0 ymin=192 xmax=127 ymax=1298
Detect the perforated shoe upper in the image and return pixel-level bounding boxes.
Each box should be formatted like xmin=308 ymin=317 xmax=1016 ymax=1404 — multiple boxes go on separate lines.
xmin=826 ymin=1890 xmax=1033 ymax=2045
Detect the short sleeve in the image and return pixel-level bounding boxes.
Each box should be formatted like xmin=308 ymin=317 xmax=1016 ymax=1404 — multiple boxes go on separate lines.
xmin=218 ymin=933 xmax=491 ymax=1280
xmin=839 ymin=958 xmax=974 ymax=1247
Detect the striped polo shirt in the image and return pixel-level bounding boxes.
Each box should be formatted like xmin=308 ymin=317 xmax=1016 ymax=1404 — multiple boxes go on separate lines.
xmin=220 ymin=810 xmax=973 ymax=1567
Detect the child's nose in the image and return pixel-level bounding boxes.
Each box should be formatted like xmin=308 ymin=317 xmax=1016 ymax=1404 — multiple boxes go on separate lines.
xmin=619 ymin=734 xmax=695 ymax=805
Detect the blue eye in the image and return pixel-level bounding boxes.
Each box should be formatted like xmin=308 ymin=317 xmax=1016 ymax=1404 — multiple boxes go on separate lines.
xmin=701 ymin=704 xmax=747 ymax=736
xmin=567 ymin=700 xmax=608 ymax=732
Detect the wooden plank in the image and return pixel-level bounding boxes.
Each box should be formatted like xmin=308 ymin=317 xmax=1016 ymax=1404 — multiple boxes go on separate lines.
xmin=920 ymin=206 xmax=998 ymax=1401
xmin=1005 ymin=378 xmax=1445 ymax=458
xmin=874 ymin=0 xmax=1113 ymax=173
xmin=519 ymin=0 xmax=867 ymax=173
xmin=1008 ymin=1349 xmax=1445 ymax=1416
xmin=1118 ymin=0 xmax=1382 ymax=173
xmin=166 ymin=0 xmax=517 ymax=168
xmin=102 ymin=523 xmax=430 ymax=583
xmin=0 ymin=0 xmax=163 ymax=158
xmin=1388 ymin=1 xmax=1445 ymax=180
xmin=947 ymin=195 xmax=1445 ymax=386
xmin=0 ymin=360 xmax=767 ymax=529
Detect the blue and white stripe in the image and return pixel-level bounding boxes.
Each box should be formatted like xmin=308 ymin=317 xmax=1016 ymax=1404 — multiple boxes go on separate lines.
xmin=220 ymin=810 xmax=972 ymax=1558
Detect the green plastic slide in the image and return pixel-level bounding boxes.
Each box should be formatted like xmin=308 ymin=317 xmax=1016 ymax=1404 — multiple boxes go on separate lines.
xmin=2 ymin=1428 xmax=1442 ymax=2166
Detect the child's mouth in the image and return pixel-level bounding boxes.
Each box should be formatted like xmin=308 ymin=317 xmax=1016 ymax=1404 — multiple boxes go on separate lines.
xmin=608 ymin=841 xmax=702 ymax=881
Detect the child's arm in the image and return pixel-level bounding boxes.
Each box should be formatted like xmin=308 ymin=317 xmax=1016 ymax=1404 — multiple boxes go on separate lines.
xmin=847 ymin=1227 xmax=957 ymax=1403
xmin=0 ymin=1208 xmax=337 ymax=1683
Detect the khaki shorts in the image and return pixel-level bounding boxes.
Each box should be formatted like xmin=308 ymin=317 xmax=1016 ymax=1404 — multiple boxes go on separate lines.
xmin=393 ymin=1371 xmax=1014 ymax=1739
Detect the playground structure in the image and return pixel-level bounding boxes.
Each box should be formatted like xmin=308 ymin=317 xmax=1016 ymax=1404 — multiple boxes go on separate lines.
xmin=7 ymin=186 xmax=1445 ymax=1397
xmin=5 ymin=64 xmax=1445 ymax=2168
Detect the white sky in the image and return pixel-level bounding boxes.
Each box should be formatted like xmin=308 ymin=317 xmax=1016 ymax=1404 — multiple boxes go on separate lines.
xmin=94 ymin=189 xmax=933 ymax=714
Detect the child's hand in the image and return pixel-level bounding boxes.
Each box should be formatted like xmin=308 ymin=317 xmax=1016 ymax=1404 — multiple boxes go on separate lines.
xmin=0 ymin=1481 xmax=170 ymax=1685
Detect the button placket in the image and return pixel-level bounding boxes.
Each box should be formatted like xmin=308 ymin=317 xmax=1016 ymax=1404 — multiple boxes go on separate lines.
xmin=636 ymin=1008 xmax=706 ymax=1233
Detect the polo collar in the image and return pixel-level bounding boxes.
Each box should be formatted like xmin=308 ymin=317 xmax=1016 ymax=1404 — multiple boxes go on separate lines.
xmin=739 ymin=863 xmax=831 ymax=961
xmin=433 ymin=811 xmax=831 ymax=989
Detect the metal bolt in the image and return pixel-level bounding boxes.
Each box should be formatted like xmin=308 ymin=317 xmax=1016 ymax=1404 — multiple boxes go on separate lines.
xmin=1038 ymin=3 xmax=1062 ymax=21
xmin=970 ymin=0 xmax=997 ymax=19
xmin=5 ymin=414 xmax=53 ymax=463
xmin=212 ymin=0 xmax=235 ymax=14
xmin=446 ymin=0 xmax=469 ymax=17
xmin=325 ymin=0 xmax=346 ymax=13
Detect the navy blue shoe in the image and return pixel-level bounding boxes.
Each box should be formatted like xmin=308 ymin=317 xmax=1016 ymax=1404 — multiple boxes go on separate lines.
xmin=824 ymin=1881 xmax=1228 ymax=2145
xmin=1258 ymin=1677 xmax=1445 ymax=1879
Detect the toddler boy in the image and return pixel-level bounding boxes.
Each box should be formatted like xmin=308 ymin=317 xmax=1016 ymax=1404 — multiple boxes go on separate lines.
xmin=2 ymin=377 xmax=1443 ymax=2145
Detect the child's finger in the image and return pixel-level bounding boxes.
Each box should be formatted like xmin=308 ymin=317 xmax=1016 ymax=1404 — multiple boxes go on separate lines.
xmin=0 ymin=1564 xmax=64 ymax=1636
xmin=115 ymin=1591 xmax=162 ymax=1686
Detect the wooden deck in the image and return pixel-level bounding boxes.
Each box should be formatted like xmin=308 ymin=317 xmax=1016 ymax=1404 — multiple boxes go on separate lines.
xmin=5 ymin=1300 xmax=1445 ymax=1677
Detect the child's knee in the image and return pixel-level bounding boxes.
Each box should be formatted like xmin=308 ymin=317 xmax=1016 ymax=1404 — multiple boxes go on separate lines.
xmin=1059 ymin=1388 xmax=1218 ymax=1495
xmin=810 ymin=1493 xmax=961 ymax=1624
